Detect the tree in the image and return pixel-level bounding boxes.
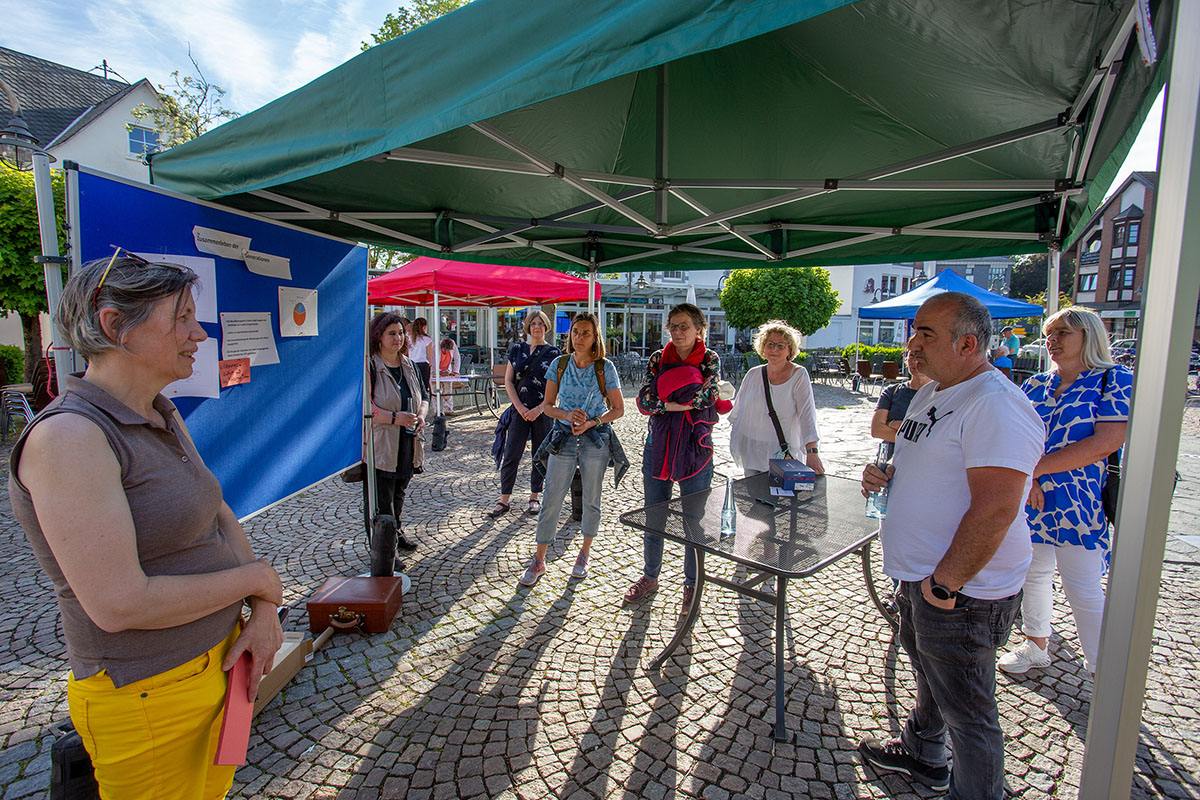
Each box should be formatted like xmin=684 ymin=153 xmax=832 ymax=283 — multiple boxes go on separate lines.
xmin=361 ymin=0 xmax=474 ymax=49
xmin=0 ymin=166 xmax=66 ymax=381
xmin=1009 ymin=253 xmax=1075 ymax=301
xmin=130 ymin=50 xmax=238 ymax=151
xmin=369 ymin=246 xmax=415 ymax=272
xmin=719 ymin=267 xmax=841 ymax=336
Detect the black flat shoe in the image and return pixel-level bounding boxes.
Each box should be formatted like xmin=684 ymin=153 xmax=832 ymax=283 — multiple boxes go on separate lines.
xmin=487 ymin=502 xmax=511 ymax=518
xmin=396 ymin=535 xmax=418 ymax=552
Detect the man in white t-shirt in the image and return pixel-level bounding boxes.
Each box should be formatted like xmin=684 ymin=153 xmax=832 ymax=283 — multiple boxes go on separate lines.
xmin=858 ymin=292 xmax=1045 ymax=800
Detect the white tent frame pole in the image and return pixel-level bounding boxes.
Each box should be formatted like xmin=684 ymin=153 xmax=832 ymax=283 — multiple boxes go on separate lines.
xmin=587 ymin=264 xmax=597 ymax=315
xmin=248 ymin=190 xmax=442 ymax=252
xmin=1082 ymin=2 xmax=1200 ymax=793
xmin=32 ymin=152 xmax=70 ymax=393
xmin=433 ymin=291 xmax=442 ymax=413
xmin=363 ymin=308 xmax=377 ymax=526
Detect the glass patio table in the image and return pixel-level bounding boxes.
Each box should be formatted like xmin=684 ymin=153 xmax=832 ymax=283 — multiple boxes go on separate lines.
xmin=618 ymin=472 xmax=879 ymax=741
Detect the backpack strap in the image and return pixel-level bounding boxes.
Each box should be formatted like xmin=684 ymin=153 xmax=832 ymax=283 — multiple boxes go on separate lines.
xmin=554 ymin=355 xmax=612 ymax=411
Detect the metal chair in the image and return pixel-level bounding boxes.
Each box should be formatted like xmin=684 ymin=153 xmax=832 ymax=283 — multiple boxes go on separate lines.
xmin=2 ymin=389 xmax=34 ymax=443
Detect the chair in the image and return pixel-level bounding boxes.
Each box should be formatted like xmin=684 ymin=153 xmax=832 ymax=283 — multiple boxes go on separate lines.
xmin=856 ymin=359 xmax=882 ymax=396
xmin=2 ymin=389 xmax=34 ymax=443
xmin=881 ymin=361 xmax=901 ymax=383
xmin=834 ymin=358 xmax=853 ymax=388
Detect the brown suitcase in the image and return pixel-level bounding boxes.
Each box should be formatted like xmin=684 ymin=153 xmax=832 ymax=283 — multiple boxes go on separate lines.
xmin=306 ymin=576 xmax=404 ymax=634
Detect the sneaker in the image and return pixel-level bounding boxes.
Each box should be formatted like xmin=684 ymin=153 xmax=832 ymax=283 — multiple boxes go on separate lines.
xmin=519 ymin=560 xmax=546 ymax=587
xmin=680 ymin=585 xmax=695 ymax=615
xmin=998 ymin=640 xmax=1051 ymax=674
xmin=623 ymin=576 xmax=658 ymax=604
xmin=571 ymin=553 xmax=589 ymax=579
xmin=858 ymin=737 xmax=950 ymax=791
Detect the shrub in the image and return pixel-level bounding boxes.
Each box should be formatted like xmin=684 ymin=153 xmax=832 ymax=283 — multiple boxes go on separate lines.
xmin=839 ymin=344 xmax=905 ymax=364
xmin=0 ymin=344 xmax=23 ymax=384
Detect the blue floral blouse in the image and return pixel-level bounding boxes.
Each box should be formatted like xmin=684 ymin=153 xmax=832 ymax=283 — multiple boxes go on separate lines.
xmin=1021 ymin=366 xmax=1132 ymax=551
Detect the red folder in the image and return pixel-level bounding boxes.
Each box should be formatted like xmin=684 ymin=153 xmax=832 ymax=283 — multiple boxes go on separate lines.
xmin=214 ymin=652 xmax=254 ymax=766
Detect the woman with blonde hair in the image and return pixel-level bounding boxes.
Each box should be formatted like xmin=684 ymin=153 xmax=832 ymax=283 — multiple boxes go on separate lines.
xmin=999 ymin=306 xmax=1131 ymax=676
xmin=728 ymin=320 xmax=823 ymax=476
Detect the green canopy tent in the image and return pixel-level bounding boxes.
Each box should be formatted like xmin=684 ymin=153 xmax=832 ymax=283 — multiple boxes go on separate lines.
xmin=146 ymin=2 xmax=1198 ymax=796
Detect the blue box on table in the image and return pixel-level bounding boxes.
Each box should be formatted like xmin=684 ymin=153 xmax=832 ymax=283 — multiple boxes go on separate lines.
xmin=768 ymin=458 xmax=816 ymax=492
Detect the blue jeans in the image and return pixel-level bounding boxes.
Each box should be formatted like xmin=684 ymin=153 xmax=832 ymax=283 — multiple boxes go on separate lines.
xmin=641 ymin=454 xmax=714 ymax=587
xmin=896 ymin=580 xmax=1021 ymax=800
xmin=535 ymin=430 xmax=609 ymax=545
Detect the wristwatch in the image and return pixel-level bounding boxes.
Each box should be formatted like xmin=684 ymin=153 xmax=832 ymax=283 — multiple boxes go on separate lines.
xmin=589 ymin=415 xmax=601 ymax=426
xmin=806 ymin=447 xmax=819 ymax=454
xmin=928 ymin=575 xmax=958 ymax=601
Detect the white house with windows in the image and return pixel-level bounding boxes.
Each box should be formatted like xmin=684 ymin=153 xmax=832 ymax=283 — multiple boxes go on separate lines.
xmin=804 ymin=262 xmax=926 ymax=349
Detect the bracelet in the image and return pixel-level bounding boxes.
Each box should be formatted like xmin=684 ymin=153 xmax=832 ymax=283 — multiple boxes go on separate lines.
xmin=807 ymin=447 xmax=819 ymax=454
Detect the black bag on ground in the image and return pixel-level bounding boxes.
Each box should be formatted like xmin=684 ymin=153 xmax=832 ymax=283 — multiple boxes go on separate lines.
xmin=570 ymin=468 xmax=583 ymax=521
xmin=370 ymin=514 xmax=398 ymax=577
xmin=50 ymin=719 xmax=98 ymax=800
xmin=430 ymin=414 xmax=449 ymax=451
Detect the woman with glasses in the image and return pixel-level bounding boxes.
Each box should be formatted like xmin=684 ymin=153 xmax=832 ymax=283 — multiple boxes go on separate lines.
xmin=369 ymin=312 xmax=428 ymax=553
xmin=8 ymin=254 xmax=284 ymax=798
xmin=998 ymin=307 xmax=1131 ymax=677
xmin=624 ymin=303 xmax=722 ymax=613
xmin=728 ymin=320 xmax=823 ymax=477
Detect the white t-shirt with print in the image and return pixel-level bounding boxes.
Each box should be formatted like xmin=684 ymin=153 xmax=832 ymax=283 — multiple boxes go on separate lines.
xmin=880 ymin=369 xmax=1046 ymax=599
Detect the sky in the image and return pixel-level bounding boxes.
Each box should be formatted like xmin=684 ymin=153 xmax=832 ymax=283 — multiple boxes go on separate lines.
xmin=0 ymin=0 xmax=1163 ymax=191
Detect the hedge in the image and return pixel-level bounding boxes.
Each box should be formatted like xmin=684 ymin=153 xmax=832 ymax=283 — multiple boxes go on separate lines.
xmin=0 ymin=345 xmax=22 ymax=385
xmin=840 ymin=344 xmax=905 ymax=363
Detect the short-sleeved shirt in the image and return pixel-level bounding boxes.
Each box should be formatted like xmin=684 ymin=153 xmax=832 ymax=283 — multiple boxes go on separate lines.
xmin=876 ymin=382 xmax=918 ymax=423
xmin=881 ymin=370 xmax=1046 ymax=599
xmin=507 ymin=342 xmax=561 ymax=408
xmin=546 ymin=355 xmax=621 ymax=419
xmin=1003 ymin=334 xmax=1021 ymax=353
xmin=1021 ymin=366 xmax=1132 ymax=551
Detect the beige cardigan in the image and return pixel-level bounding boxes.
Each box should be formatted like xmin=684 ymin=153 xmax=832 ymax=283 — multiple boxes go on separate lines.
xmin=370 ymin=353 xmax=429 ymax=471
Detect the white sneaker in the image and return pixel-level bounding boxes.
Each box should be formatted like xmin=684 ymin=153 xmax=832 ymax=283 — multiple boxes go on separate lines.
xmin=999 ymin=640 xmax=1051 ymax=674
xmin=571 ymin=553 xmax=589 ymax=579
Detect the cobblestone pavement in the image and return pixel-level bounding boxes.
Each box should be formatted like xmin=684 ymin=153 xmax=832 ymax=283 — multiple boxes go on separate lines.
xmin=1 ymin=382 xmax=1198 ymax=799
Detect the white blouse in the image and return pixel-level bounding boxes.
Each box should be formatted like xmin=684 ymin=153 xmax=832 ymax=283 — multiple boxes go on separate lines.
xmin=409 ymin=334 xmax=433 ymax=364
xmin=728 ymin=364 xmax=820 ymax=472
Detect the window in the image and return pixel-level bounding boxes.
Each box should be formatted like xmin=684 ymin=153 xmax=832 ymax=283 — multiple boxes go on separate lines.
xmin=880 ymin=275 xmax=898 ymax=299
xmin=902 ymin=277 xmax=911 ymax=293
xmin=1113 ymin=224 xmax=1126 ymax=246
xmin=1123 ymin=268 xmax=1135 ymax=288
xmin=661 ymin=270 xmax=685 ymax=280
xmin=127 ymin=127 xmax=161 ymax=157
xmin=858 ymin=323 xmax=875 ymax=346
xmin=1107 ymin=268 xmax=1123 ymax=289
xmin=1079 ymin=274 xmax=1098 ymax=292
xmin=989 ymin=266 xmax=1006 ymax=283
xmin=1128 ymin=223 xmax=1140 ymax=245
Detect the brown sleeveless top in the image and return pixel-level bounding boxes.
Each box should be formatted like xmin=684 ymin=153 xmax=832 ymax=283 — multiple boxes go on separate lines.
xmin=8 ymin=376 xmax=243 ymax=687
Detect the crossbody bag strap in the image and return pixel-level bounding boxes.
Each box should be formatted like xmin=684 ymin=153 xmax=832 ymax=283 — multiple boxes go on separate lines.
xmin=593 ymin=358 xmax=612 ymax=410
xmin=761 ymin=367 xmax=790 ymax=457
xmin=1101 ymin=368 xmax=1120 ymax=474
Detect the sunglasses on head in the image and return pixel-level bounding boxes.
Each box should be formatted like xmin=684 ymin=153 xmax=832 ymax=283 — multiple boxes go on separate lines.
xmin=93 ymin=246 xmax=151 ymax=310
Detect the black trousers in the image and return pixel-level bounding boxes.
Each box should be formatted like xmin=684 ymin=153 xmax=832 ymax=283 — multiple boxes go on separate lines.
xmin=375 ymin=432 xmax=415 ymax=523
xmin=499 ymin=411 xmax=552 ymax=494
xmin=414 ymin=361 xmax=432 ymax=393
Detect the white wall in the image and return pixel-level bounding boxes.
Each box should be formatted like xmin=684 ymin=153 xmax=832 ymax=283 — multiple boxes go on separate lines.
xmin=49 ymin=81 xmax=161 ymax=183
xmin=1121 ymin=182 xmax=1147 ymax=211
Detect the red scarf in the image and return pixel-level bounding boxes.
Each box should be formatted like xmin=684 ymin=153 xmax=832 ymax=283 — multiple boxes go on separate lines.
xmin=660 ymin=338 xmax=706 ymax=368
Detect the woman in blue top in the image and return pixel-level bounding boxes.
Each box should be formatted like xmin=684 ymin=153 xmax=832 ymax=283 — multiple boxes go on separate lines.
xmin=999 ymin=307 xmax=1131 ymax=676
xmin=489 ymin=310 xmax=561 ymax=517
xmin=519 ymin=313 xmax=624 ymax=586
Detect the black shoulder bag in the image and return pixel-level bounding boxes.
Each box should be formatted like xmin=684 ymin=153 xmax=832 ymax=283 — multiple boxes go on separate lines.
xmin=761 ymin=368 xmax=791 ymax=459
xmin=1099 ymin=368 xmax=1121 ymax=525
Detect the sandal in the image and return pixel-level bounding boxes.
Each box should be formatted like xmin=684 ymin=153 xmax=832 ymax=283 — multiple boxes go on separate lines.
xmin=487 ymin=502 xmax=511 ymax=518
xmin=526 ymin=498 xmax=541 ymax=515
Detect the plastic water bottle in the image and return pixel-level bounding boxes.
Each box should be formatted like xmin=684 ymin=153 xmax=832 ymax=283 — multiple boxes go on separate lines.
xmin=720 ymin=476 xmax=737 ymax=539
xmin=404 ymin=397 xmax=417 ymax=433
xmin=865 ymin=441 xmax=893 ymax=519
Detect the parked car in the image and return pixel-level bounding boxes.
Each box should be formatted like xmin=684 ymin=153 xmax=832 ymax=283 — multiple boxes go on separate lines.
xmin=1110 ymin=338 xmax=1137 ymax=359
xmin=1019 ymin=338 xmax=1047 ymax=359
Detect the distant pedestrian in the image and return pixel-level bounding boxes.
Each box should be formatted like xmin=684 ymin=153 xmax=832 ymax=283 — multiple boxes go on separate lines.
xmin=1001 ymin=325 xmax=1021 ymax=354
xmin=520 ymin=313 xmax=624 ymax=586
xmin=999 ymin=307 xmax=1130 ymax=676
xmin=436 ymin=337 xmax=461 ymax=415
xmin=858 ymin=292 xmax=1044 ymax=799
xmin=409 ymin=317 xmax=434 ymax=391
xmin=624 ymin=303 xmax=721 ymax=614
xmin=489 ymin=310 xmax=561 ymax=518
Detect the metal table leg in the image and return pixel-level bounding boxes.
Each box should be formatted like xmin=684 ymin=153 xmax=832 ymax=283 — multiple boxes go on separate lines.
xmin=649 ymin=548 xmax=706 ymax=670
xmin=774 ymin=574 xmax=788 ymax=741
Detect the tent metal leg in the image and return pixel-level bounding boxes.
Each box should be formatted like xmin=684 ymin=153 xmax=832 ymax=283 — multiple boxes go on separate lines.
xmin=1080 ymin=1 xmax=1200 ymax=794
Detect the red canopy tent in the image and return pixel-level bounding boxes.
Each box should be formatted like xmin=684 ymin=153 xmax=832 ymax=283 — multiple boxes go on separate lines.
xmin=367 ymin=257 xmax=599 ymax=306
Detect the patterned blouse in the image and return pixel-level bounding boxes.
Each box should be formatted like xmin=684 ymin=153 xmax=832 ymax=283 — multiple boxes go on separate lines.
xmin=1021 ymin=366 xmax=1132 ymax=551
xmin=507 ymin=342 xmax=561 ymax=408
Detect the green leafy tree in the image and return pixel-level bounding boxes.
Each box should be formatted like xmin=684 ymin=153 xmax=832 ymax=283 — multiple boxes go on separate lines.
xmin=0 ymin=166 xmax=66 ymax=381
xmin=720 ymin=267 xmax=840 ymax=336
xmin=369 ymin=246 xmax=415 ymax=272
xmin=1009 ymin=253 xmax=1075 ymax=300
xmin=130 ymin=51 xmax=238 ymax=151
xmin=361 ymin=0 xmax=474 ymax=48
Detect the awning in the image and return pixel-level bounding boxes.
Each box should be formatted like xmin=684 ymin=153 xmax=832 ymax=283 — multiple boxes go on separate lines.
xmin=857 ymin=269 xmax=1045 ymax=320
xmin=148 ymin=0 xmax=1172 ymax=272
xmin=368 ymin=257 xmax=598 ymax=306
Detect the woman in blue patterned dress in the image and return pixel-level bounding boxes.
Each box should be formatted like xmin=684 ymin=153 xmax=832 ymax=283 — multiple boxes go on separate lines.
xmin=999 ymin=307 xmax=1131 ymax=676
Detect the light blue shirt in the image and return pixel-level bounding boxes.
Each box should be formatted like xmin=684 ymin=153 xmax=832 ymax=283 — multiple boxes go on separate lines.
xmin=546 ymin=355 xmax=620 ymax=419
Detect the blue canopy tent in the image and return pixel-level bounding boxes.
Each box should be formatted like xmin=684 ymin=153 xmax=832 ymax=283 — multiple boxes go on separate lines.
xmin=857 ymin=269 xmax=1044 ymax=320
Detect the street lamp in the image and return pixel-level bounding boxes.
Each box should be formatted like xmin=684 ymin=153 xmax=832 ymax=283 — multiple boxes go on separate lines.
xmin=911 ymin=265 xmax=929 ymax=289
xmin=0 ymin=79 xmax=37 ymax=171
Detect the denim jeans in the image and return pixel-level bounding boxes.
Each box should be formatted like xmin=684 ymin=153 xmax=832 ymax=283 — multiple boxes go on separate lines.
xmin=535 ymin=429 xmax=609 ymax=545
xmin=896 ymin=580 xmax=1021 ymax=800
xmin=641 ymin=452 xmax=714 ymax=587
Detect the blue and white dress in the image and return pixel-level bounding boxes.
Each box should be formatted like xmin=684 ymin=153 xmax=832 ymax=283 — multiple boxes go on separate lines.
xmin=1021 ymin=366 xmax=1133 ymax=554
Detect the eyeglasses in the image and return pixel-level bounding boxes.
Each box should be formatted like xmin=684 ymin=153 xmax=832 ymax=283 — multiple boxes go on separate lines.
xmin=666 ymin=322 xmax=693 ymax=333
xmin=763 ymin=341 xmax=789 ymax=351
xmin=93 ymin=246 xmax=150 ymax=309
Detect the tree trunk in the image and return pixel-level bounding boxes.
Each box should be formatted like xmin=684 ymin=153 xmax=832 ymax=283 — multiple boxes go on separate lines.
xmin=20 ymin=312 xmax=42 ymax=385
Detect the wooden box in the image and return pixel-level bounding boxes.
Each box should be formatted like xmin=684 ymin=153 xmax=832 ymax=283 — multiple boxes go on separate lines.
xmin=253 ymin=632 xmax=314 ymax=717
xmin=306 ymin=576 xmax=404 ymax=634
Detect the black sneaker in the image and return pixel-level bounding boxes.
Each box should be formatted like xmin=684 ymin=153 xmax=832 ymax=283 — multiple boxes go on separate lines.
xmin=396 ymin=535 xmax=418 ymax=553
xmin=858 ymin=737 xmax=950 ymax=791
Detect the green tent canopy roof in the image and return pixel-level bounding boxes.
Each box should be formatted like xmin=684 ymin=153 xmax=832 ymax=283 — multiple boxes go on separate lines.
xmin=149 ymin=0 xmax=1173 ymax=272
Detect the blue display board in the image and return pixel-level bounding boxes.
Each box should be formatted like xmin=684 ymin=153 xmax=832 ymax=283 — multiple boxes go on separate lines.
xmin=70 ymin=167 xmax=366 ymax=519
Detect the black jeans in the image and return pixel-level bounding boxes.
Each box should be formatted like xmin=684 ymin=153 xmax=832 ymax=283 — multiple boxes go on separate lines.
xmin=375 ymin=432 xmax=415 ymax=523
xmin=499 ymin=411 xmax=552 ymax=495
xmin=896 ymin=580 xmax=1021 ymax=800
xmin=414 ymin=361 xmax=431 ymax=393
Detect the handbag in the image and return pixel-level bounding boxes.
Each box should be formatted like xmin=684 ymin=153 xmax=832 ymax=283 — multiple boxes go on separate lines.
xmin=1099 ymin=369 xmax=1121 ymax=525
xmin=761 ymin=367 xmax=792 ymax=459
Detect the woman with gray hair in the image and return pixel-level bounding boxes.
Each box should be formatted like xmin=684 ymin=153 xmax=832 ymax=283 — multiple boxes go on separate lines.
xmin=8 ymin=252 xmax=284 ymax=797
xmin=728 ymin=319 xmax=823 ymax=476
xmin=999 ymin=306 xmax=1131 ymax=676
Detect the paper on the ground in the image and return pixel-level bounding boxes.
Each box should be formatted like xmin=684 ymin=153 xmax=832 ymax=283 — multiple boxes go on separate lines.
xmin=279 ymin=287 xmax=318 ymax=337
xmin=244 ymin=250 xmax=291 ymax=280
xmin=193 ymin=226 xmax=250 ymax=261
xmin=164 ymin=338 xmax=219 ymax=399
xmin=219 ymin=358 xmax=251 ymax=387
xmin=220 ymin=312 xmax=280 ymax=366
xmin=133 ymin=253 xmax=217 ymax=323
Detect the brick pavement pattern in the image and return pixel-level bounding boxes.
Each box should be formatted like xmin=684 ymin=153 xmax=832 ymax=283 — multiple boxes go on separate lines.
xmin=1 ymin=383 xmax=1197 ymax=799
